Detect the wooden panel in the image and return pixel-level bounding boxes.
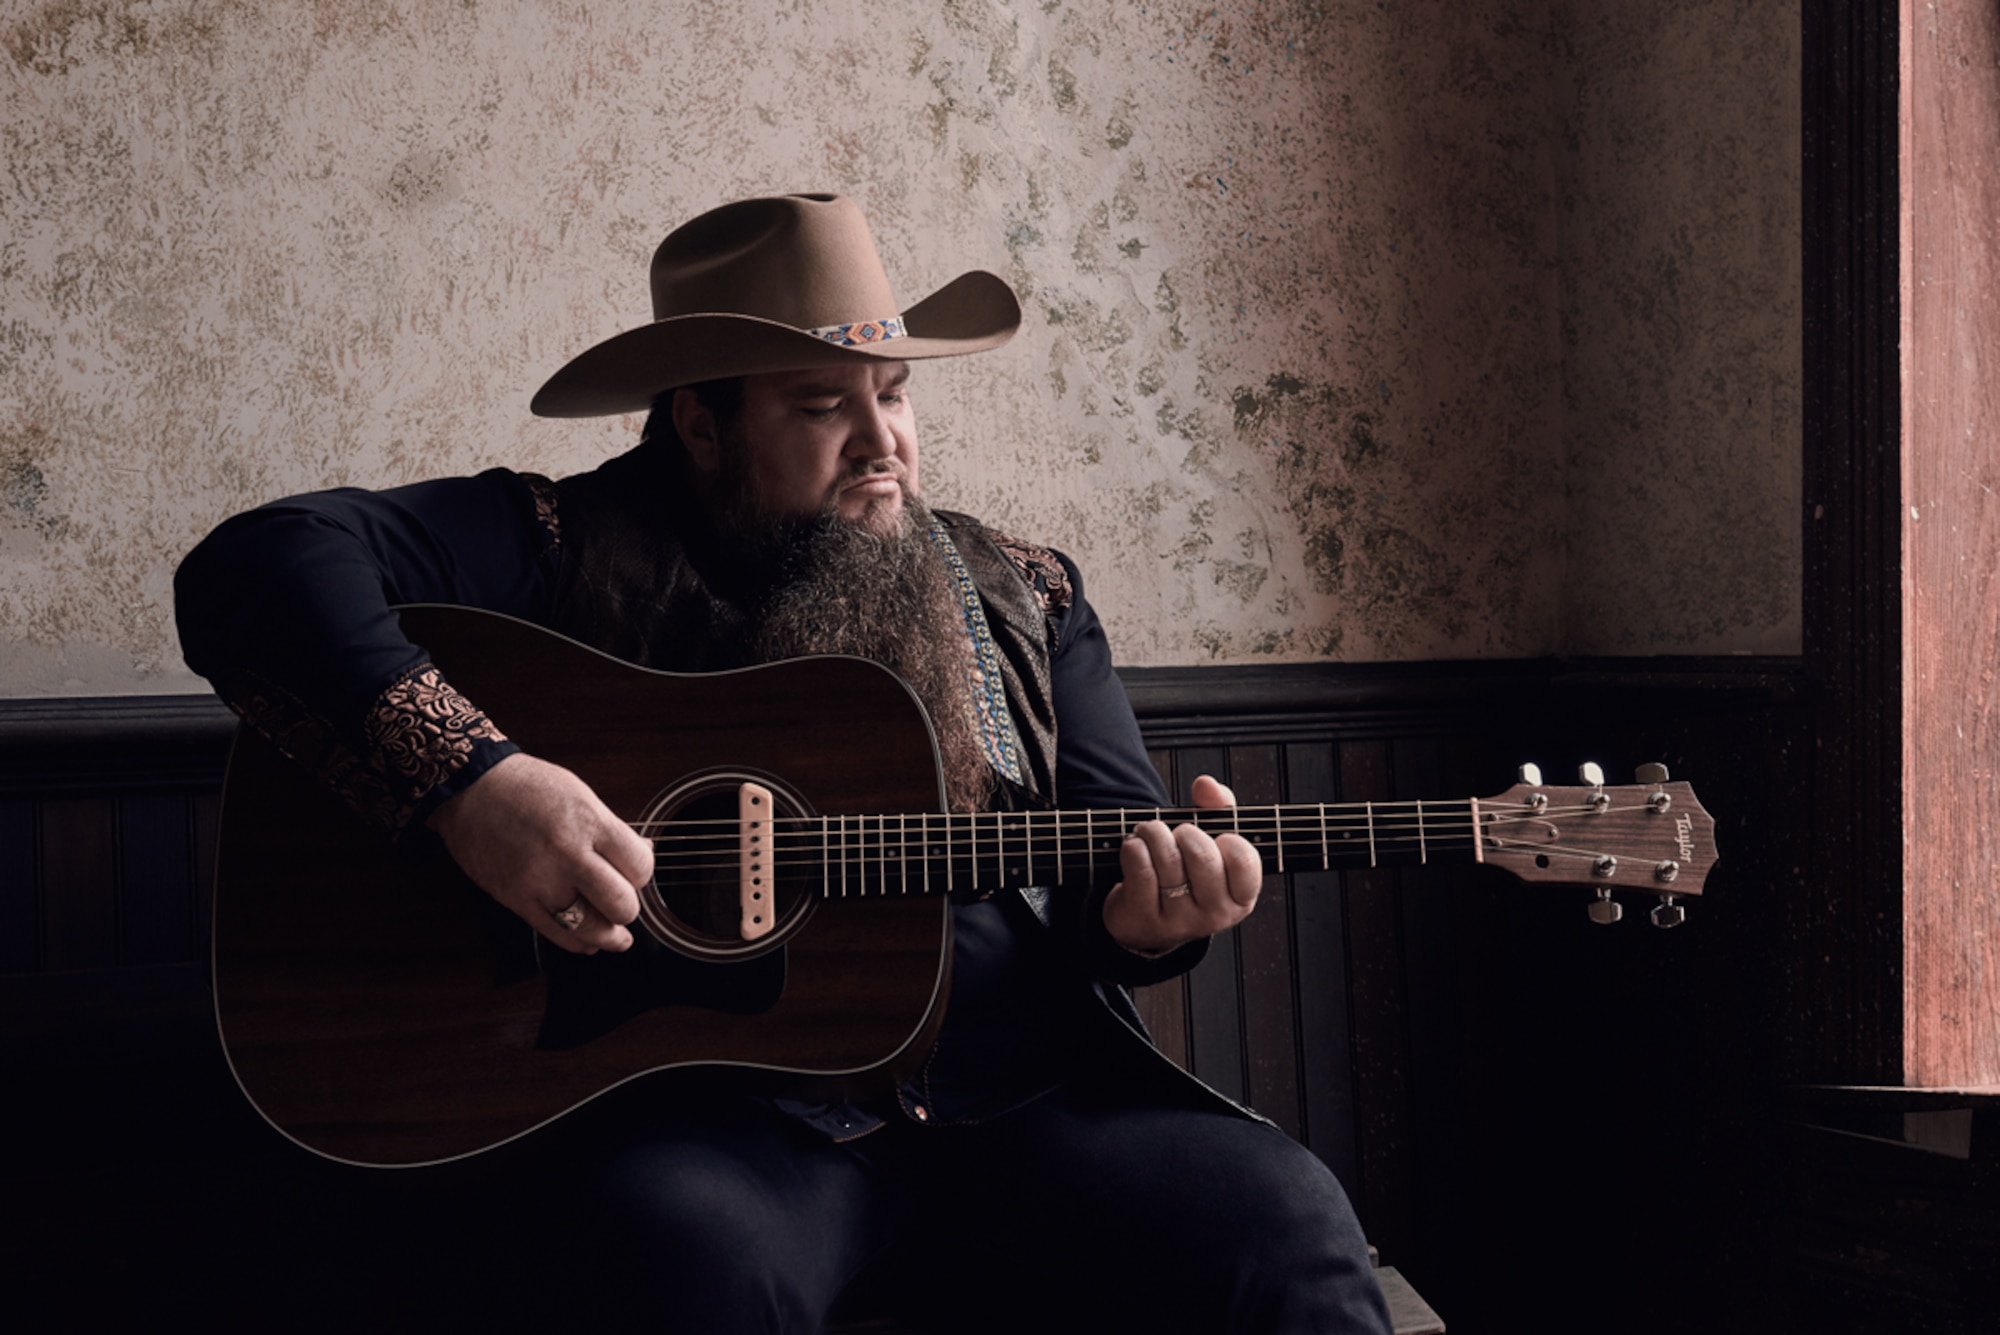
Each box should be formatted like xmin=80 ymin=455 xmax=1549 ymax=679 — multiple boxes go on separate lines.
xmin=193 ymin=789 xmax=222 ymax=955
xmin=1131 ymin=974 xmax=1189 ymax=1071
xmin=0 ymin=800 xmax=37 ymax=972
xmin=1285 ymin=740 xmax=1358 ymax=1187
xmin=1391 ymin=737 xmax=1478 ymax=1285
xmin=1339 ymin=739 xmax=1417 ymax=1254
xmin=39 ymin=799 xmax=118 ymax=971
xmin=118 ymin=794 xmax=196 ymax=967
xmin=1902 ymin=0 xmax=2000 ymax=1085
xmin=1229 ymin=743 xmax=1301 ymax=1139
xmin=0 ymin=662 xmax=1816 ymax=1332
xmin=1802 ymin=0 xmax=1906 ymax=1083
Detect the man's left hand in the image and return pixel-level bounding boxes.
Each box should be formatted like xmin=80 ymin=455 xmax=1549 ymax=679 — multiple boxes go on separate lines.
xmin=1101 ymin=774 xmax=1262 ymax=956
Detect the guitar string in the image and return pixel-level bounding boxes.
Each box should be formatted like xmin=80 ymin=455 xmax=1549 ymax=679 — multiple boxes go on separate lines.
xmin=631 ymin=801 xmax=1644 ymax=839
xmin=634 ymin=807 xmax=1658 ymax=858
xmin=644 ymin=842 xmax=1644 ymax=899
xmin=644 ymin=814 xmax=1675 ymax=874
xmin=635 ymin=804 xmax=1662 ymax=856
xmin=622 ymin=797 xmax=1647 ymax=833
xmin=645 ymin=846 xmax=1653 ymax=876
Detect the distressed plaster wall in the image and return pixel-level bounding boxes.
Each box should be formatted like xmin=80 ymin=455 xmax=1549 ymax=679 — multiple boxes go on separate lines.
xmin=0 ymin=0 xmax=1798 ymax=696
xmin=1553 ymin=1 xmax=1802 ymax=655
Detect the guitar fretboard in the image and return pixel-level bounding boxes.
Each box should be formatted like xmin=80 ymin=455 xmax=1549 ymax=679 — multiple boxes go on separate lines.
xmin=652 ymin=800 xmax=1503 ymax=898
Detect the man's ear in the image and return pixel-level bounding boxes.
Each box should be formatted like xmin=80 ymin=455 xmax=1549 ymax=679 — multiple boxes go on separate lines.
xmin=671 ymin=388 xmax=721 ymax=477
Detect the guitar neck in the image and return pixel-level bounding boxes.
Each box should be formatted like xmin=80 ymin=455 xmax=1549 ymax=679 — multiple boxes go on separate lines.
xmin=765 ymin=800 xmax=1482 ymax=900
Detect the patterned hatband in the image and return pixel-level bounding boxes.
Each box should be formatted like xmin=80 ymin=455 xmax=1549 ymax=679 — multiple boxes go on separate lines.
xmin=805 ymin=315 xmax=909 ymax=347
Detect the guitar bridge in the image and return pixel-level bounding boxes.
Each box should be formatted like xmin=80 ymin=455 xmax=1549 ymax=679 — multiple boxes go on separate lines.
xmin=740 ymin=781 xmax=775 ymax=941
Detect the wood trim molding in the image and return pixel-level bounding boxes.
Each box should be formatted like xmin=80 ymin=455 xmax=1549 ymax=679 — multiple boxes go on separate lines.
xmin=0 ymin=657 xmax=1803 ymax=794
xmin=0 ymin=694 xmax=236 ymax=794
xmin=1121 ymin=657 xmax=1801 ymax=743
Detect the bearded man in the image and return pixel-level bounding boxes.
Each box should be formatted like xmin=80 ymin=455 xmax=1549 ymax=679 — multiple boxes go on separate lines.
xmin=175 ymin=194 xmax=1392 ymax=1334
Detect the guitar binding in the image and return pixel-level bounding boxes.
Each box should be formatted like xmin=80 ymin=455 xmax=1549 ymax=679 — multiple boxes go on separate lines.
xmin=636 ymin=767 xmax=819 ymax=961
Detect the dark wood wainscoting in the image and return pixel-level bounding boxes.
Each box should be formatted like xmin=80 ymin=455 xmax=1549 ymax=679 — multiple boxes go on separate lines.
xmin=1120 ymin=660 xmax=1809 ymax=1333
xmin=3 ymin=661 xmax=1807 ymax=1332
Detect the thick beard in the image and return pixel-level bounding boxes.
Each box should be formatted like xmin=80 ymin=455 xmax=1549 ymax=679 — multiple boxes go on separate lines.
xmin=714 ymin=476 xmax=995 ymax=814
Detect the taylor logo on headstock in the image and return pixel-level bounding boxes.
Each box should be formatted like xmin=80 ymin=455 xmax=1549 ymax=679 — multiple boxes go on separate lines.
xmin=1480 ymin=760 xmax=1718 ymax=928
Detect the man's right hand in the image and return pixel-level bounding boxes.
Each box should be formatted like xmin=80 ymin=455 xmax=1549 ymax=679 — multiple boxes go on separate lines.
xmin=426 ymin=752 xmax=651 ymax=954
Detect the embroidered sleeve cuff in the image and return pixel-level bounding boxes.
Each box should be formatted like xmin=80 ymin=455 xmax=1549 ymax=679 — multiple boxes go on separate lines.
xmin=224 ymin=664 xmax=518 ymax=835
xmin=361 ymin=664 xmax=516 ymax=829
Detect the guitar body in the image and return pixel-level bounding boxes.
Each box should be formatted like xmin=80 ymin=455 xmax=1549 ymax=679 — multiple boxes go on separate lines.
xmin=213 ymin=606 xmax=953 ymax=1167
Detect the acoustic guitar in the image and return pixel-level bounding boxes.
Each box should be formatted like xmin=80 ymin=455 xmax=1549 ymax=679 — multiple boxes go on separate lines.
xmin=212 ymin=605 xmax=1719 ymax=1167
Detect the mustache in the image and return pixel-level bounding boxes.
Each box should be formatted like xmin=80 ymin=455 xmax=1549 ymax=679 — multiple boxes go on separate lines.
xmin=835 ymin=459 xmax=909 ymax=489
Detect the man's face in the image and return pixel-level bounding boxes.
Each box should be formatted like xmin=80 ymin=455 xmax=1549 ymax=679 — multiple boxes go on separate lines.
xmin=702 ymin=361 xmax=920 ymax=535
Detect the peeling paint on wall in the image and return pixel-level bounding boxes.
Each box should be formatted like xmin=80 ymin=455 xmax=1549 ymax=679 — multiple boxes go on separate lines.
xmin=0 ymin=0 xmax=1798 ymax=695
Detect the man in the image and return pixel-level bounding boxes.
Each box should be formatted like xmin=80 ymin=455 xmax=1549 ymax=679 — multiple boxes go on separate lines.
xmin=176 ymin=194 xmax=1391 ymax=1333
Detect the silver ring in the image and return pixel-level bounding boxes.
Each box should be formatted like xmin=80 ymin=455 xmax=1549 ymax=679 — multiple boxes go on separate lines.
xmin=552 ymin=897 xmax=588 ymax=931
xmin=1160 ymin=882 xmax=1192 ymax=900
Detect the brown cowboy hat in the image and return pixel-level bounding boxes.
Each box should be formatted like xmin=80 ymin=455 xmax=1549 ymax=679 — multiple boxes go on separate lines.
xmin=530 ymin=193 xmax=1022 ymax=418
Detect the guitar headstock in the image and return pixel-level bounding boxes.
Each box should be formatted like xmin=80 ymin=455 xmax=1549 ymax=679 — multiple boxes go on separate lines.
xmin=1474 ymin=763 xmax=1718 ymax=927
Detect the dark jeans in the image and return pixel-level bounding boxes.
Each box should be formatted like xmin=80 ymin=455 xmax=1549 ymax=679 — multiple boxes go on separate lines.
xmin=540 ymin=1076 xmax=1393 ymax=1335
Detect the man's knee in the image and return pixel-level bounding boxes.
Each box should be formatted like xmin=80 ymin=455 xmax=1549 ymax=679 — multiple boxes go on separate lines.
xmin=1217 ymin=1133 xmax=1391 ymax=1335
xmin=557 ymin=1140 xmax=852 ymax=1332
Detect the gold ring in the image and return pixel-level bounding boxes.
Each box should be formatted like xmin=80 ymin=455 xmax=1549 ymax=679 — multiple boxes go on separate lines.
xmin=1160 ymin=882 xmax=1192 ymax=900
xmin=552 ymin=897 xmax=588 ymax=930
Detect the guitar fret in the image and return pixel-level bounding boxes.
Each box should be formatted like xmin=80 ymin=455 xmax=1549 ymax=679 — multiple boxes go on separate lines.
xmin=1054 ymin=809 xmax=1064 ymax=885
xmin=1318 ymin=802 xmax=1328 ymax=869
xmin=1366 ymin=801 xmax=1376 ymax=868
xmin=1417 ymin=801 xmax=1427 ymax=865
xmin=1273 ymin=804 xmax=1283 ymax=872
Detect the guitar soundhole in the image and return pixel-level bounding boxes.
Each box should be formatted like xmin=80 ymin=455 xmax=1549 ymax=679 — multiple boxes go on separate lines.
xmin=636 ymin=771 xmax=815 ymax=960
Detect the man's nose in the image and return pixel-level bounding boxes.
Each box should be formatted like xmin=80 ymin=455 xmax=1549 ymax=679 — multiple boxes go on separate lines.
xmin=843 ymin=402 xmax=897 ymax=459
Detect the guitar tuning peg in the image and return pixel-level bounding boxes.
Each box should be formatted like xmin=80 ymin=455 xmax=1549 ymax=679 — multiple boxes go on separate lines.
xmin=1635 ymin=762 xmax=1670 ymax=784
xmin=1578 ymin=762 xmax=1605 ymax=787
xmin=1650 ymin=894 xmax=1686 ymax=929
xmin=1517 ymin=762 xmax=1543 ymax=787
xmin=1588 ymin=887 xmax=1622 ymax=925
